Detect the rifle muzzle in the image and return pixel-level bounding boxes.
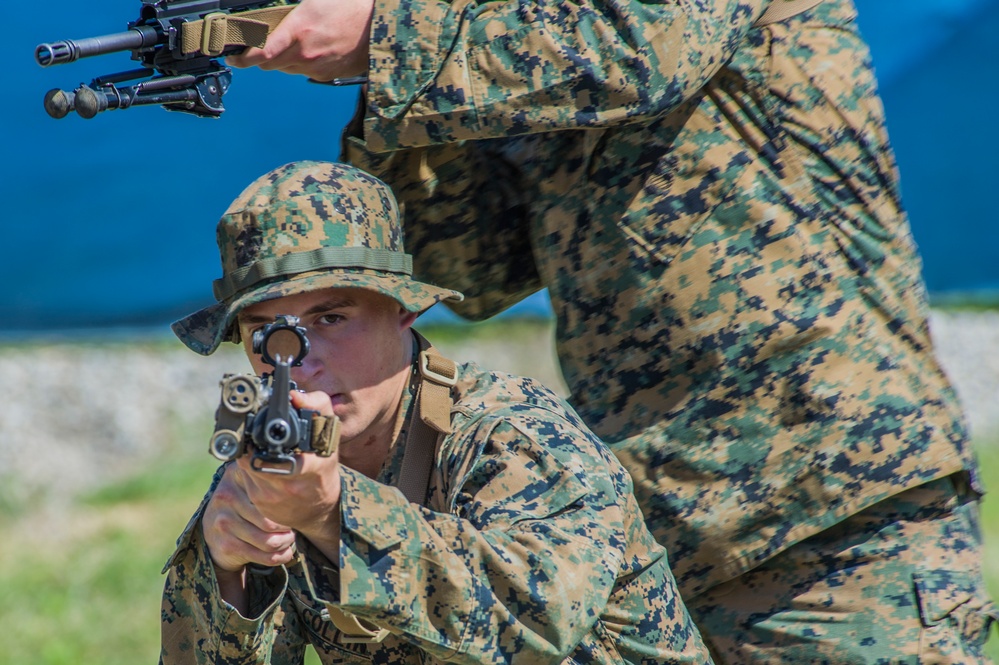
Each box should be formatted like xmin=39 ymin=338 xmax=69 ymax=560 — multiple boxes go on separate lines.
xmin=36 ymin=25 xmax=161 ymax=67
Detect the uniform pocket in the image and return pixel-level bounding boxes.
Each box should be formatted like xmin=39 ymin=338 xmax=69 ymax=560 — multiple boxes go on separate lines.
xmin=914 ymin=569 xmax=999 ymax=661
xmin=289 ymin=591 xmax=375 ymax=663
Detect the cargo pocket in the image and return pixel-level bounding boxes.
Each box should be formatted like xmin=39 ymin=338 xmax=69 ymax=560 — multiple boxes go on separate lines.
xmin=915 ymin=569 xmax=999 ymax=662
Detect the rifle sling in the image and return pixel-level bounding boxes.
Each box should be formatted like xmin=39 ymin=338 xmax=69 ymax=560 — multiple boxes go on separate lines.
xmin=317 ymin=332 xmax=454 ymax=645
xmin=180 ymin=6 xmax=297 ymax=57
xmin=398 ymin=332 xmax=455 ymax=505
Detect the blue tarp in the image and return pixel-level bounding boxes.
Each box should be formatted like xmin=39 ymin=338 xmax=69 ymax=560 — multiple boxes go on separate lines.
xmin=2 ymin=0 xmax=996 ymax=334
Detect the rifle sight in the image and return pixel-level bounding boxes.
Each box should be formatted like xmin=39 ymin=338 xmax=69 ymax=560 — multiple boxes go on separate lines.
xmin=209 ymin=316 xmax=339 ymax=475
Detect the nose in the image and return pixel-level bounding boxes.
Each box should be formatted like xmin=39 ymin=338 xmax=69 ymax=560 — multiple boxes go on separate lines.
xmin=290 ymin=350 xmax=322 ymax=388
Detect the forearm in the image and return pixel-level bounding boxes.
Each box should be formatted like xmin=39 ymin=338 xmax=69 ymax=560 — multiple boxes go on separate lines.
xmin=297 ymin=501 xmax=342 ymax=565
xmin=161 ymin=526 xmax=299 ymax=664
xmin=215 ymin=566 xmax=250 ymax=617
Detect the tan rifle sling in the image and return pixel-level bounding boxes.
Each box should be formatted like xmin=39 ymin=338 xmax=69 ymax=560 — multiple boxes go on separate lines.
xmin=321 ymin=331 xmax=456 ymax=645
xmin=180 ymin=5 xmax=297 ymax=57
xmin=397 ymin=331 xmax=457 ymax=505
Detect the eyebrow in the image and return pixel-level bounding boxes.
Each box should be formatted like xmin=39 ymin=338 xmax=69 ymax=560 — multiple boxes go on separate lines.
xmin=239 ymin=297 xmax=357 ymax=326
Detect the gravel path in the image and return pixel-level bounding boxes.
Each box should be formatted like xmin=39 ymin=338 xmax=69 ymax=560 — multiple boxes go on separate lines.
xmin=1 ymin=311 xmax=996 ymax=510
xmin=924 ymin=310 xmax=999 ymax=440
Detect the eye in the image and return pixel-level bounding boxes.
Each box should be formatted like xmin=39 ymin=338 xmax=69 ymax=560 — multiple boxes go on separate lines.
xmin=317 ymin=313 xmax=344 ymax=326
xmin=237 ymin=321 xmax=264 ymax=345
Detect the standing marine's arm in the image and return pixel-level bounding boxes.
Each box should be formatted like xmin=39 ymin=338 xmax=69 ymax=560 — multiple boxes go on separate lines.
xmin=360 ymin=0 xmax=767 ymax=150
xmin=343 ymin=0 xmax=767 ymax=318
xmin=340 ymin=130 xmax=544 ymax=320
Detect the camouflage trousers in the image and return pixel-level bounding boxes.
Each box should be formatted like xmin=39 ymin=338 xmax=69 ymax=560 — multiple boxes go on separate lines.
xmin=686 ymin=473 xmax=998 ymax=664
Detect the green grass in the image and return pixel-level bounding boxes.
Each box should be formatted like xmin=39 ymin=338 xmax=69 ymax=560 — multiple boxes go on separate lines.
xmin=2 ymin=428 xmax=997 ymax=663
xmin=978 ymin=437 xmax=999 ymax=662
xmin=0 ymin=432 xmax=220 ymax=665
xmin=417 ymin=316 xmax=555 ymax=343
xmin=929 ymin=293 xmax=999 ymax=313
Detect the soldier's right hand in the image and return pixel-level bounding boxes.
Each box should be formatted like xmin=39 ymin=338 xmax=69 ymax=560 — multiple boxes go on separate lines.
xmin=202 ymin=462 xmax=299 ymax=574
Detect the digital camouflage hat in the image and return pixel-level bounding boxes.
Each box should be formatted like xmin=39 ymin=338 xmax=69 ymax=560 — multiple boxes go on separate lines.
xmin=172 ymin=161 xmax=463 ymax=355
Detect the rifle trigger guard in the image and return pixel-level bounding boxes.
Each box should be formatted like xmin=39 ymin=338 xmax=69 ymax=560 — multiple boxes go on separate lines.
xmin=251 ymin=452 xmax=297 ymax=475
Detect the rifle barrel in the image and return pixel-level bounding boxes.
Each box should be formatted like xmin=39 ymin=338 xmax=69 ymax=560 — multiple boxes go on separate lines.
xmin=36 ymin=25 xmax=161 ymax=67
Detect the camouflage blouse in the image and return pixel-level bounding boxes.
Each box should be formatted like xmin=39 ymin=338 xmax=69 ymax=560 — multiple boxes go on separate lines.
xmin=342 ymin=0 xmax=975 ymax=597
xmin=160 ymin=359 xmax=709 ymax=664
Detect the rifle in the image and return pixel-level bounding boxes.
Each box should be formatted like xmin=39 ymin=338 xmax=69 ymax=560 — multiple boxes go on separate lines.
xmin=35 ymin=0 xmax=364 ymax=120
xmin=210 ymin=315 xmax=340 ymax=475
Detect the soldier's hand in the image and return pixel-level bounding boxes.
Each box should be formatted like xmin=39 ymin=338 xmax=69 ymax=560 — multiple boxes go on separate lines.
xmin=234 ymin=390 xmax=344 ymax=562
xmin=202 ymin=464 xmax=299 ymax=574
xmin=201 ymin=461 xmax=297 ymax=613
xmin=226 ymin=0 xmax=374 ymax=82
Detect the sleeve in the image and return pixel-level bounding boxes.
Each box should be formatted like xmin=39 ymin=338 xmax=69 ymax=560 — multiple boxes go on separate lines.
xmin=341 ymin=135 xmax=543 ymax=320
xmin=358 ymin=0 xmax=767 ymax=151
xmin=159 ymin=498 xmax=308 ymax=664
xmin=318 ymin=413 xmax=633 ymax=663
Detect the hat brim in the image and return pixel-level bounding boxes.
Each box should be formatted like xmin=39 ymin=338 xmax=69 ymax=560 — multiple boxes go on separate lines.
xmin=171 ymin=268 xmax=463 ymax=355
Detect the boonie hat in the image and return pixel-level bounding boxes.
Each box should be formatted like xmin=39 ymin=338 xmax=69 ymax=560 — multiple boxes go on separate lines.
xmin=172 ymin=160 xmax=463 ymax=355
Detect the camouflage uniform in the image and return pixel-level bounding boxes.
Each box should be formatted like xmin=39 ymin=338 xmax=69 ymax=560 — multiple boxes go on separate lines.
xmin=161 ymin=358 xmax=709 ymax=664
xmin=337 ymin=0 xmax=997 ymax=657
xmin=161 ymin=161 xmax=710 ymax=664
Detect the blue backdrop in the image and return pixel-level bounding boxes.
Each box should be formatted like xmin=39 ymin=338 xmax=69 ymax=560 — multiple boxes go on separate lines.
xmin=2 ymin=0 xmax=997 ymax=336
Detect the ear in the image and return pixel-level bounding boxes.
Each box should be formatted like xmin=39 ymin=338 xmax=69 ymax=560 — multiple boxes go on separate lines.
xmin=399 ymin=307 xmax=418 ymax=331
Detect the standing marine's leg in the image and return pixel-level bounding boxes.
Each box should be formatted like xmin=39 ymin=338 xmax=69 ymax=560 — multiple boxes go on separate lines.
xmin=687 ymin=474 xmax=998 ymax=664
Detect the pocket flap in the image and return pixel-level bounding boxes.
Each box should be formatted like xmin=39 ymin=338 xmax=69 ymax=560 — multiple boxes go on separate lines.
xmin=914 ymin=570 xmax=976 ymax=625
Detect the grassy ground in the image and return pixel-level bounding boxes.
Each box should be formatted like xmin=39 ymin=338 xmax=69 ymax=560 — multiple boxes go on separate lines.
xmin=0 ymin=412 xmax=219 ymax=665
xmin=979 ymin=439 xmax=999 ymax=661
xmin=0 ymin=327 xmax=995 ymax=662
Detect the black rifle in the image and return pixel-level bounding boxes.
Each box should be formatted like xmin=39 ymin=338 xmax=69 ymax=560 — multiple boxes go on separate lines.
xmin=210 ymin=315 xmax=339 ymax=475
xmin=36 ymin=0 xmax=365 ymax=119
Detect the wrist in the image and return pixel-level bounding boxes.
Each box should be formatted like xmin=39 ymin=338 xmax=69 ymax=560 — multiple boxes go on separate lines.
xmin=300 ymin=506 xmax=342 ymax=563
xmin=214 ymin=565 xmax=250 ymax=615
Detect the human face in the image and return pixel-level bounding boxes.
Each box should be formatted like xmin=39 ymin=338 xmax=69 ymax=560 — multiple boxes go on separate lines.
xmin=237 ymin=287 xmax=417 ymax=464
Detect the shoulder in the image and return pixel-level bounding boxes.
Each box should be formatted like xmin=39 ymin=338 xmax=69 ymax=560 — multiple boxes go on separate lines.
xmin=425 ymin=362 xmax=646 ymax=527
xmin=451 ymin=360 xmax=581 ymax=424
xmin=446 ymin=361 xmax=620 ymax=474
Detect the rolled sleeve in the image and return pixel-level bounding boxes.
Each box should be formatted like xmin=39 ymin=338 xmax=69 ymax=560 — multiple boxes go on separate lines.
xmin=335 ymin=467 xmax=472 ymax=657
xmin=362 ymin=0 xmax=765 ymax=150
xmin=160 ymin=526 xmax=292 ymax=664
